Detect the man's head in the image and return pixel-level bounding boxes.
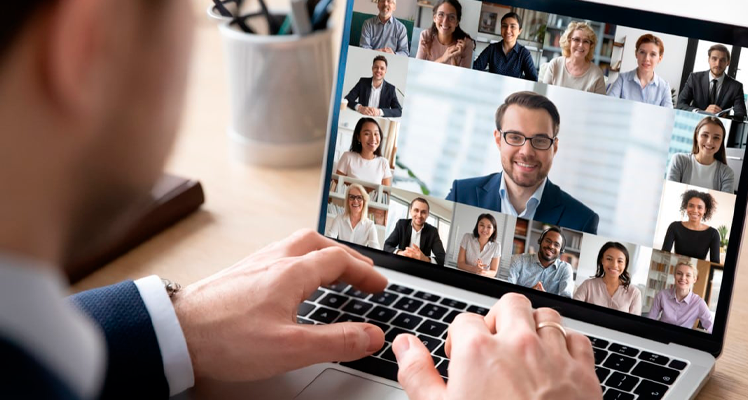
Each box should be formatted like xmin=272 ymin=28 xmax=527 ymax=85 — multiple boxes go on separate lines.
xmin=707 ymin=44 xmax=730 ymax=77
xmin=537 ymin=227 xmax=564 ymax=264
xmin=494 ymin=91 xmax=560 ymax=190
xmin=409 ymin=198 xmax=430 ymax=230
xmin=0 ymin=0 xmax=193 ymax=270
xmin=377 ymin=0 xmax=397 ymax=21
xmin=500 ymin=12 xmax=522 ymax=46
xmin=372 ymin=55 xmax=388 ymax=82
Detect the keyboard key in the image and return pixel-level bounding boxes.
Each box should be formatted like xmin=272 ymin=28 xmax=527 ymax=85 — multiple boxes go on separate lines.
xmin=605 ymin=372 xmax=639 ymax=392
xmin=414 ymin=291 xmax=441 ymax=302
xmin=432 ymin=355 xmax=442 ymax=367
xmin=385 ymin=327 xmax=410 ymax=343
xmin=595 ymin=366 xmax=611 ymax=383
xmin=344 ymin=287 xmax=370 ymax=299
xmin=393 ymin=297 xmax=424 ymax=313
xmin=442 ymin=330 xmax=448 ymax=339
xmin=630 ymin=362 xmax=680 ymax=385
xmin=369 ymin=292 xmax=399 ymax=306
xmin=436 ymin=359 xmax=449 ymax=377
xmin=325 ymin=282 xmax=349 ymax=292
xmin=443 ymin=310 xmax=462 ymax=324
xmin=603 ymin=388 xmax=634 ymax=399
xmin=634 ymin=379 xmax=669 ymax=399
xmin=297 ymin=317 xmax=314 ymax=325
xmin=593 ymin=348 xmax=609 ymax=364
xmin=298 ymin=301 xmax=315 ymax=317
xmin=335 ymin=313 xmax=364 ymax=323
xmin=587 ymin=336 xmax=609 ymax=349
xmin=434 ymin=343 xmax=448 ymax=359
xmin=319 ymin=293 xmax=348 ymax=309
xmin=668 ymin=360 xmax=687 ymax=370
xmin=341 ymin=356 xmax=398 ymax=382
xmin=416 ymin=320 xmax=448 ymax=337
xmin=466 ymin=305 xmax=489 ymax=315
xmin=387 ymin=284 xmax=414 ymax=295
xmin=602 ymin=354 xmax=636 ymax=373
xmin=373 ymin=342 xmax=389 ymax=357
xmin=638 ymin=351 xmax=669 ymax=366
xmin=342 ymin=299 xmax=373 ymax=315
xmin=416 ymin=334 xmax=442 ymax=352
xmin=391 ymin=312 xmax=423 ymax=330
xmin=380 ymin=347 xmax=397 ymax=362
xmin=309 ymin=307 xmax=340 ymax=324
xmin=439 ymin=297 xmax=467 ymax=310
xmin=367 ymin=306 xmax=397 ymax=323
xmin=418 ymin=304 xmax=449 ymax=320
xmin=366 ymin=320 xmax=391 ymax=334
xmin=608 ymin=343 xmax=639 ymax=357
xmin=306 ymin=289 xmax=324 ymax=302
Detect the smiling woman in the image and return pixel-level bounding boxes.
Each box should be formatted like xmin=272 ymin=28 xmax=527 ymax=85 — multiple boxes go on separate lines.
xmin=573 ymin=242 xmax=642 ymax=315
xmin=415 ymin=0 xmax=475 ymax=68
xmin=335 ymin=117 xmax=393 ymax=186
xmin=661 ymin=189 xmax=721 ymax=263
xmin=542 ymin=21 xmax=606 ymax=94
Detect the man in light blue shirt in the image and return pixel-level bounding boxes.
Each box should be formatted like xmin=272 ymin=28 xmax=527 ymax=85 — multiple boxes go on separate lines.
xmin=607 ymin=69 xmax=673 ymax=108
xmin=360 ymin=0 xmax=409 ymax=56
xmin=507 ymin=227 xmax=574 ymax=297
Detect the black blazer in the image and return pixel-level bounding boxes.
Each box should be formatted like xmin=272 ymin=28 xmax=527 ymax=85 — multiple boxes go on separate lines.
xmin=383 ymin=218 xmax=446 ymax=265
xmin=345 ymin=77 xmax=403 ymax=118
xmin=677 ymin=70 xmax=746 ymax=119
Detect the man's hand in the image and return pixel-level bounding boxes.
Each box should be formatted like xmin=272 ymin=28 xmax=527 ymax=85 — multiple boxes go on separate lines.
xmin=533 ymin=281 xmax=546 ymax=292
xmin=706 ymin=104 xmax=723 ymax=114
xmin=358 ymin=106 xmax=379 ymax=116
xmin=172 ymin=229 xmax=388 ymax=381
xmin=393 ymin=293 xmax=601 ymax=399
xmin=376 ymin=47 xmax=395 ymax=54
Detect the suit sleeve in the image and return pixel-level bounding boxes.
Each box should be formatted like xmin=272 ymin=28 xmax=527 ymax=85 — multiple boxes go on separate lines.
xmin=69 ymin=281 xmax=169 ymax=399
xmin=431 ymin=229 xmax=447 ymax=266
xmin=344 ymin=79 xmax=364 ymax=111
xmin=731 ymin=82 xmax=746 ymax=118
xmin=677 ymin=74 xmax=697 ymax=111
xmin=582 ymin=211 xmax=599 ymax=235
xmin=445 ymin=180 xmax=458 ymax=201
xmin=380 ymin=84 xmax=402 ymax=118
xmin=383 ymin=220 xmax=403 ymax=253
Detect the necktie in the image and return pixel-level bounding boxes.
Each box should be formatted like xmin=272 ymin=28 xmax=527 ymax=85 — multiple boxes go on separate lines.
xmin=710 ymin=79 xmax=718 ymax=104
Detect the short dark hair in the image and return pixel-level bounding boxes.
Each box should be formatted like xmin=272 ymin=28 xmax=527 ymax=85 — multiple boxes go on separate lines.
xmin=472 ymin=213 xmax=498 ymax=242
xmin=349 ymin=118 xmax=383 ymax=156
xmin=373 ymin=55 xmax=388 ymax=67
xmin=495 ymin=91 xmax=561 ymax=136
xmin=501 ymin=12 xmax=522 ymax=29
xmin=539 ymin=226 xmax=565 ymax=252
xmin=691 ymin=116 xmax=727 ymax=164
xmin=680 ymin=189 xmax=716 ymax=221
xmin=635 ymin=34 xmax=664 ymax=56
xmin=708 ymin=44 xmax=731 ymax=61
xmin=594 ymin=242 xmax=631 ymax=289
xmin=410 ymin=197 xmax=430 ymax=212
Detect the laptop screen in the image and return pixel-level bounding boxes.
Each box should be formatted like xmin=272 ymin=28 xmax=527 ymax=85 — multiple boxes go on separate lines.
xmin=319 ymin=0 xmax=748 ymax=348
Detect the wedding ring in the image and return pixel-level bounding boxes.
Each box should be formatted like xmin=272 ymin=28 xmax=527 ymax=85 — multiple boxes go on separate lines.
xmin=536 ymin=321 xmax=568 ymax=339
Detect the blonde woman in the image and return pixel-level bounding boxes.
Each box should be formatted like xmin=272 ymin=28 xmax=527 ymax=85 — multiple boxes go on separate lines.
xmin=542 ymin=22 xmax=606 ymax=94
xmin=326 ymin=183 xmax=381 ymax=248
xmin=648 ymin=262 xmax=713 ymax=332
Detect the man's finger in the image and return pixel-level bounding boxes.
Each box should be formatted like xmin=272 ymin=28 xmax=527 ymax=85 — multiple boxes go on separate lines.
xmin=484 ymin=293 xmax=535 ymax=337
xmin=567 ymin=331 xmax=595 ymax=366
xmin=295 ymin=246 xmax=387 ymax=297
xmin=291 ymin=322 xmax=384 ymax=367
xmin=393 ymin=334 xmax=446 ymax=400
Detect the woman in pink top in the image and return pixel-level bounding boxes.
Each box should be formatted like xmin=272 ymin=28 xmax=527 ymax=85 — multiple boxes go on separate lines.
xmin=416 ymin=0 xmax=474 ymax=68
xmin=573 ymin=242 xmax=642 ymax=315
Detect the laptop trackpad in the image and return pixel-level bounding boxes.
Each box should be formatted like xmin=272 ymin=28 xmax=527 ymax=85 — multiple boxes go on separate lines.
xmin=295 ymin=368 xmax=405 ymax=400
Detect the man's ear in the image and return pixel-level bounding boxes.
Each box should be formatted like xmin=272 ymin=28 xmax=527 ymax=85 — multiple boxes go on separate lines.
xmin=494 ymin=129 xmax=502 ymax=150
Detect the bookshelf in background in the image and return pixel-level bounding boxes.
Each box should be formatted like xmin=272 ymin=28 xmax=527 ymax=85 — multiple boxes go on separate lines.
xmin=513 ymin=219 xmax=583 ymax=278
xmin=542 ymin=15 xmax=617 ymax=76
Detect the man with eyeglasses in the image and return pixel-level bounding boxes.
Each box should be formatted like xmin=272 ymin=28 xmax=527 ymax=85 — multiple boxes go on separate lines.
xmin=473 ymin=12 xmax=538 ymax=81
xmin=383 ymin=197 xmax=447 ymax=265
xmin=360 ymin=0 xmax=410 ymax=56
xmin=446 ymin=91 xmax=599 ymax=234
xmin=508 ymin=227 xmax=574 ymax=298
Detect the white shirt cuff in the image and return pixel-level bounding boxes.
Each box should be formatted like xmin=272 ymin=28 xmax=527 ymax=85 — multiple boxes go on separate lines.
xmin=134 ymin=275 xmax=194 ymax=396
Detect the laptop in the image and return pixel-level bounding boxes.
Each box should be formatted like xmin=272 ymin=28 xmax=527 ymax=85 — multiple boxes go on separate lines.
xmin=211 ymin=0 xmax=748 ymax=398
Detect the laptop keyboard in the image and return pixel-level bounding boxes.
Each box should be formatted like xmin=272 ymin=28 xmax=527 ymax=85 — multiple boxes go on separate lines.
xmin=298 ymin=282 xmax=688 ymax=399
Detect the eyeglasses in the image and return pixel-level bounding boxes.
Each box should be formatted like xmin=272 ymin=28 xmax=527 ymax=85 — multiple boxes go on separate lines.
xmin=501 ymin=130 xmax=557 ymax=150
xmin=435 ymin=12 xmax=458 ymax=23
xmin=348 ymin=195 xmax=364 ymax=202
xmin=570 ymin=37 xmax=592 ymax=46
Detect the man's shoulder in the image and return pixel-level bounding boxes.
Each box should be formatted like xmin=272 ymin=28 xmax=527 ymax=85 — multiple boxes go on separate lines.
xmin=362 ymin=16 xmax=379 ymax=27
xmin=452 ymin=173 xmax=501 ymax=190
xmin=548 ymin=181 xmax=596 ymax=217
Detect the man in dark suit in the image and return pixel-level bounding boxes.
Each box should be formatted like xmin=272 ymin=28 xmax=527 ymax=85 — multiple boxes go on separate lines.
xmin=446 ymin=91 xmax=599 ymax=234
xmin=677 ymin=44 xmax=746 ymax=119
xmin=345 ymin=55 xmax=403 ymax=118
xmin=383 ymin=198 xmax=447 ymax=265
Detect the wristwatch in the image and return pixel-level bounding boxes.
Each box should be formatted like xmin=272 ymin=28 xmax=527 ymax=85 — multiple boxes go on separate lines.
xmin=161 ymin=278 xmax=182 ymax=298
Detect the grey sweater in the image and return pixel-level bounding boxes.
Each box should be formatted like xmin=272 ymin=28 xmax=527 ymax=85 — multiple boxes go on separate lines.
xmin=666 ymin=153 xmax=734 ymax=193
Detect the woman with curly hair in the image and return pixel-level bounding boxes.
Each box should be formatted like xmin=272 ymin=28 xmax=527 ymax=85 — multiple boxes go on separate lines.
xmin=661 ymin=189 xmax=721 ymax=263
xmin=542 ymin=21 xmax=606 ymax=94
xmin=573 ymin=242 xmax=641 ymax=315
xmin=415 ymin=0 xmax=474 ymax=68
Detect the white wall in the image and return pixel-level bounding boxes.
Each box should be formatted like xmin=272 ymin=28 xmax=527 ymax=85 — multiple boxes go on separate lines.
xmin=445 ymin=203 xmax=516 ymax=271
xmin=353 ymin=0 xmax=418 ymax=21
xmin=343 ymin=46 xmax=410 ymax=102
xmin=692 ymin=40 xmax=733 ymax=75
xmin=610 ymin=26 xmax=688 ymax=98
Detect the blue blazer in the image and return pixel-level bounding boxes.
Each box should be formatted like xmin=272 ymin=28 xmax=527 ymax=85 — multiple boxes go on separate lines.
xmin=446 ymin=173 xmax=599 ymax=234
xmin=1 ymin=281 xmax=169 ymax=398
xmin=345 ymin=77 xmax=403 ymax=118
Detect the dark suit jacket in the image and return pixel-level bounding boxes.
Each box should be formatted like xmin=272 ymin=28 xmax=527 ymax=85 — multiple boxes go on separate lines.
xmin=345 ymin=77 xmax=403 ymax=118
xmin=1 ymin=280 xmax=168 ymax=398
xmin=446 ymin=172 xmax=599 ymax=234
xmin=383 ymin=219 xmax=446 ymax=265
xmin=677 ymin=70 xmax=746 ymax=119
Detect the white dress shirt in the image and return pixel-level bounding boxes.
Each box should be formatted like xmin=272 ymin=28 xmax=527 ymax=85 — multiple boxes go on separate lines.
xmin=326 ymin=214 xmax=380 ymax=248
xmin=356 ymin=81 xmax=384 ymax=116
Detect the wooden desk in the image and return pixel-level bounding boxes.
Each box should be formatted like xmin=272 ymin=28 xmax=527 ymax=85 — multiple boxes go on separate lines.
xmin=71 ymin=2 xmax=748 ymax=398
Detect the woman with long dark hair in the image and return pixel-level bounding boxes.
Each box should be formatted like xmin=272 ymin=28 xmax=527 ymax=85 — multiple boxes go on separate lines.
xmin=573 ymin=242 xmax=642 ymax=315
xmin=456 ymin=214 xmax=501 ymax=277
xmin=415 ymin=0 xmax=474 ymax=68
xmin=335 ymin=117 xmax=392 ymax=185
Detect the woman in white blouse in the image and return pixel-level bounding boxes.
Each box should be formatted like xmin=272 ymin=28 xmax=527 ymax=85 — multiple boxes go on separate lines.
xmin=336 ymin=117 xmax=392 ymax=186
xmin=325 ymin=183 xmax=381 ymax=249
xmin=457 ymin=214 xmax=501 ymax=277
